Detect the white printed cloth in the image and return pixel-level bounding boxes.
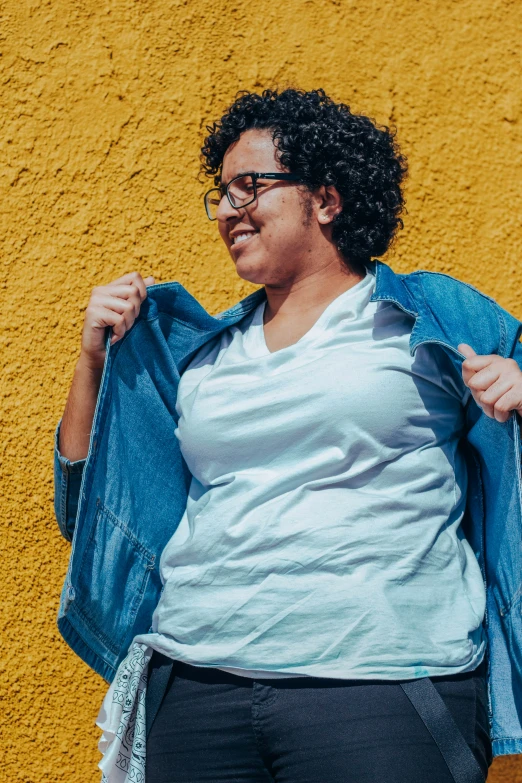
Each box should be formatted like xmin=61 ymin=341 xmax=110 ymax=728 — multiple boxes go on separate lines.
xmin=96 ymin=643 xmax=152 ymax=783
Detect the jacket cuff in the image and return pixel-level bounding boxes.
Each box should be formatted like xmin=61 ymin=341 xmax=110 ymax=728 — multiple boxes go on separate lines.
xmin=54 ymin=422 xmax=87 ymax=474
xmin=53 ymin=422 xmax=86 ymax=542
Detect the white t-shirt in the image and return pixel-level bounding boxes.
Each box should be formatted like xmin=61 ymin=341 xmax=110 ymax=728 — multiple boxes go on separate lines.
xmin=137 ymin=271 xmax=486 ymax=679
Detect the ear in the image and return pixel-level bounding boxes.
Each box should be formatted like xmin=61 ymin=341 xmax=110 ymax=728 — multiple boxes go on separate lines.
xmin=316 ymin=185 xmax=343 ymax=225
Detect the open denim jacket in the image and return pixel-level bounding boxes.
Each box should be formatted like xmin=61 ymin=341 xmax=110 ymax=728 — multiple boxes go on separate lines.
xmin=54 ymin=260 xmax=522 ymax=757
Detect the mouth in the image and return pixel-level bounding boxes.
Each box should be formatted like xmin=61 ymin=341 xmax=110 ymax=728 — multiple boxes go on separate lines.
xmin=230 ymin=230 xmax=258 ymax=250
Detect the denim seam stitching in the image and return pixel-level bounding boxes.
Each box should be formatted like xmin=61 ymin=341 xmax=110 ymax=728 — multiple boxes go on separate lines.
xmin=59 ymin=470 xmax=71 ymax=541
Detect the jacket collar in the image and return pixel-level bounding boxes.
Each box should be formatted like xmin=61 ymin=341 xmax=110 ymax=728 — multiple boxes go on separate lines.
xmin=368 ymin=260 xmax=419 ymax=318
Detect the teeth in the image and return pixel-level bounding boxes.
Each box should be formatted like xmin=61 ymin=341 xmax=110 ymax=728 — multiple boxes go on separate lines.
xmin=233 ymin=233 xmax=255 ymax=245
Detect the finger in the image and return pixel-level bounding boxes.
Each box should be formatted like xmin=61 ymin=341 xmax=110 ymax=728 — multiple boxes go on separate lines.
xmin=109 ymin=313 xmax=128 ymax=344
xmin=109 ymin=271 xmax=145 ymax=286
xmin=127 ymin=277 xmax=147 ymax=301
xmin=461 ymin=363 xmax=476 ymax=386
xmin=462 ymin=354 xmax=503 ymax=373
xmin=101 ymin=284 xmax=141 ymax=298
xmin=94 ymin=294 xmax=139 ymax=325
xmin=144 ymin=276 xmax=156 ymax=286
xmin=87 ymin=306 xmax=129 ymax=333
xmin=108 ymin=272 xmax=148 ymax=299
xmin=466 ymin=364 xmax=503 ymax=393
xmin=480 ymin=377 xmax=516 ymax=407
xmin=123 ymin=274 xmax=146 ymax=301
xmin=97 ymin=285 xmax=143 ymax=314
xmin=84 ymin=307 xmax=126 ymax=346
xmin=493 ymin=389 xmax=522 ymax=423
xmin=458 ymin=343 xmax=477 ymax=359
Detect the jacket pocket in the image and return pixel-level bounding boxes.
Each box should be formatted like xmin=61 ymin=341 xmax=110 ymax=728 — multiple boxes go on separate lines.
xmin=74 ymin=500 xmax=156 ymax=656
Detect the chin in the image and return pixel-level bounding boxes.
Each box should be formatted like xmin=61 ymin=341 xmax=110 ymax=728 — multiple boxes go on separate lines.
xmin=233 ymin=255 xmax=272 ymax=285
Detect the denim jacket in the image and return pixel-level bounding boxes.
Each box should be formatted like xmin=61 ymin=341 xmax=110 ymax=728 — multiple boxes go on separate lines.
xmin=54 ymin=260 xmax=522 ymax=757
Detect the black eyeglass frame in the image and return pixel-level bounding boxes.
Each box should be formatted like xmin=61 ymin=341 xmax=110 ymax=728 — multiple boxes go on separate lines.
xmin=204 ymin=172 xmax=301 ymax=220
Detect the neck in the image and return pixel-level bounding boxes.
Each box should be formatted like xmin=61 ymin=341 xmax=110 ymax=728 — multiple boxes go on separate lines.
xmin=263 ymin=256 xmax=365 ymax=323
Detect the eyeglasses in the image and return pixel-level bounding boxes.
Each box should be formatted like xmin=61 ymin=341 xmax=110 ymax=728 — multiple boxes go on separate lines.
xmin=204 ymin=172 xmax=301 ymax=220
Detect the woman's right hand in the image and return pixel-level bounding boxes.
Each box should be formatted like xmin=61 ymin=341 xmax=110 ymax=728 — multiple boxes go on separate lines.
xmin=80 ymin=272 xmax=156 ymax=370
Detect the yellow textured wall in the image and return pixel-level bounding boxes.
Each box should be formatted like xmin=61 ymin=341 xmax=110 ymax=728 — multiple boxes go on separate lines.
xmin=1 ymin=0 xmax=521 ymax=780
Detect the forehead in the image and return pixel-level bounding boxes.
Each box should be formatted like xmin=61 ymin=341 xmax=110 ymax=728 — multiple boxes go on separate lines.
xmin=221 ymin=129 xmax=283 ymax=181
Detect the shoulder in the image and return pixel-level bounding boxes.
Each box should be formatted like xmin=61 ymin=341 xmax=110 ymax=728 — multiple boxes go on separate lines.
xmin=401 ymin=268 xmax=499 ymax=311
xmin=398 ymin=268 xmax=521 ymax=357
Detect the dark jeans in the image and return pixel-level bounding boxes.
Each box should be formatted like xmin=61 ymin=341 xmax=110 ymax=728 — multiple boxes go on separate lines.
xmin=146 ymin=655 xmax=492 ymax=783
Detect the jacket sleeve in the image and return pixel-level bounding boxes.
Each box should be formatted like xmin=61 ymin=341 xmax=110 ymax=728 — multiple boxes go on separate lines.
xmin=53 ymin=421 xmax=86 ymax=542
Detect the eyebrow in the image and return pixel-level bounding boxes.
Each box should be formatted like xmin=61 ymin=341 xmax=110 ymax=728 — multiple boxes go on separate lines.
xmin=220 ymin=170 xmax=253 ymax=188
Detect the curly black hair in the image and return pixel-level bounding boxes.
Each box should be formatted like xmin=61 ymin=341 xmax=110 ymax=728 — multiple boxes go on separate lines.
xmin=201 ymin=89 xmax=407 ymax=273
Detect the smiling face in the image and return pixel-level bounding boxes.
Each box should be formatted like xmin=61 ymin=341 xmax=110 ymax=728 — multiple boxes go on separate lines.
xmin=216 ymin=129 xmax=323 ymax=287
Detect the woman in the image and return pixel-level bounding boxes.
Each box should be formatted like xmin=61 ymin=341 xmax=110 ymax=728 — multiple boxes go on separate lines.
xmin=55 ymin=89 xmax=522 ymax=783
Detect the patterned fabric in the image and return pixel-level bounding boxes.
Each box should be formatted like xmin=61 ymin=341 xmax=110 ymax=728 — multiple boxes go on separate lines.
xmin=97 ymin=643 xmax=152 ymax=783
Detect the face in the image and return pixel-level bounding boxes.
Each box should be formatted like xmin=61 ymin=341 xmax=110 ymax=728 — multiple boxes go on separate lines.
xmin=215 ymin=129 xmax=320 ymax=287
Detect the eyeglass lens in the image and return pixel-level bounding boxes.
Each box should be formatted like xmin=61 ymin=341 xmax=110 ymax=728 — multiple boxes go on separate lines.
xmin=227 ymin=175 xmax=256 ymax=207
xmin=205 ymin=174 xmax=256 ymax=220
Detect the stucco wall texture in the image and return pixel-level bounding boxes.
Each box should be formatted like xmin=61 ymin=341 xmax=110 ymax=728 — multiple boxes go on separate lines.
xmin=1 ymin=0 xmax=521 ymax=780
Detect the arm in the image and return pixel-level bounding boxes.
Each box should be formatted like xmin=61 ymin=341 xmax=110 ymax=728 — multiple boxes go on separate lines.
xmin=53 ymin=272 xmax=154 ymax=540
xmin=59 ymin=355 xmax=104 ymax=462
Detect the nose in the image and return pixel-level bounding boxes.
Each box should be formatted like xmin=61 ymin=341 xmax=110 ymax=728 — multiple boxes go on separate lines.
xmin=216 ymin=193 xmax=245 ymax=223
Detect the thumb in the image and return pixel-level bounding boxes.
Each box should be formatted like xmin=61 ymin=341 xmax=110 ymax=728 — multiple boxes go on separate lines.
xmin=458 ymin=343 xmax=477 ymax=359
xmin=144 ymin=276 xmax=156 ymax=286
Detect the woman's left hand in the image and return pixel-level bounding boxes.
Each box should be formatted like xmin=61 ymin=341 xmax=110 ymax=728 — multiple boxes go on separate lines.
xmin=459 ymin=343 xmax=522 ymax=422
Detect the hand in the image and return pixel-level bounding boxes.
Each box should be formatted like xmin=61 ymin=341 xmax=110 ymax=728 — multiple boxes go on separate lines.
xmin=459 ymin=343 xmax=522 ymax=422
xmin=80 ymin=272 xmax=155 ymax=370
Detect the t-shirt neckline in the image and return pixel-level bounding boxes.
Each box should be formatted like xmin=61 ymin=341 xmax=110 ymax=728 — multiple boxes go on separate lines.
xmin=247 ymin=272 xmax=374 ymax=357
